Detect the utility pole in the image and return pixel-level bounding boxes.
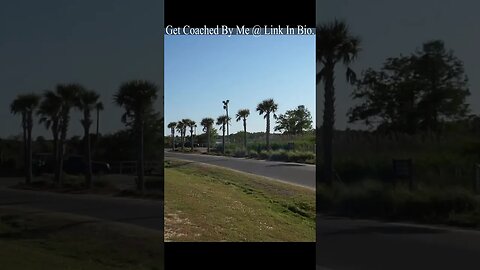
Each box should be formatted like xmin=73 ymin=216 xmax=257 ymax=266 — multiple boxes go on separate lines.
xmin=222 ymin=100 xmax=230 ymax=141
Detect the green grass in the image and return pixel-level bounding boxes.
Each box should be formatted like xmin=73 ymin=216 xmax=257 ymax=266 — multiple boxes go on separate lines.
xmin=164 ymin=159 xmax=315 ymax=242
xmin=0 ymin=206 xmax=163 ymax=270
xmin=318 ymin=179 xmax=480 ymax=228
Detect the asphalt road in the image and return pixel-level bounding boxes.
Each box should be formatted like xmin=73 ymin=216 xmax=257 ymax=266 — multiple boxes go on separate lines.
xmin=165 ymin=151 xmax=316 ymax=189
xmin=317 ymin=215 xmax=480 ymax=270
xmin=0 ymin=187 xmax=162 ymax=231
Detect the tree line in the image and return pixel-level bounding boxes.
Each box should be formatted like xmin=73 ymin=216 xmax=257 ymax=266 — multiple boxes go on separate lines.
xmin=10 ymin=80 xmax=159 ymax=193
xmin=167 ymin=99 xmax=313 ymax=155
xmin=317 ymin=20 xmax=474 ymax=184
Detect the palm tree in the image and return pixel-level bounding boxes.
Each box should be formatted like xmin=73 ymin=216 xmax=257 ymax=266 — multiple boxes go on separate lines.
xmin=236 ymin=109 xmax=250 ymax=152
xmin=256 ymin=99 xmax=278 ymax=150
xmin=37 ymin=90 xmax=62 ymax=184
xmin=167 ymin=122 xmax=177 ymax=150
xmin=56 ymin=83 xmax=83 ymax=187
xmin=317 ymin=20 xmax=360 ymax=184
xmin=216 ymin=115 xmax=229 ymax=154
xmin=176 ymin=121 xmax=185 ymax=151
xmin=180 ymin=119 xmax=191 ymax=151
xmin=114 ymin=80 xmax=158 ymax=193
xmin=201 ymin=117 xmax=214 ymax=152
xmin=75 ymin=89 xmax=100 ymax=188
xmin=186 ymin=120 xmax=196 ymax=151
xmin=95 ymin=102 xmax=104 ymax=140
xmin=10 ymin=93 xmax=40 ymax=184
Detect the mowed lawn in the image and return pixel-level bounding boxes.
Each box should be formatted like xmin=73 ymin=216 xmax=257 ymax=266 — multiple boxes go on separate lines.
xmin=0 ymin=206 xmax=163 ymax=270
xmin=165 ymin=159 xmax=315 ymax=242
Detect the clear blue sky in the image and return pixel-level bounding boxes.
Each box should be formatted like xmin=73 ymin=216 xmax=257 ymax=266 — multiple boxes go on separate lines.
xmin=164 ymin=34 xmax=315 ymax=135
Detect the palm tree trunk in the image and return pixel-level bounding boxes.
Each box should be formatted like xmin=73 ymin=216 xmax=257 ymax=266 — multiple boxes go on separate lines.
xmin=22 ymin=114 xmax=28 ymax=184
xmin=137 ymin=119 xmax=145 ymax=193
xmin=181 ymin=131 xmax=184 ymax=151
xmin=207 ymin=127 xmax=211 ymax=153
xmin=171 ymin=129 xmax=175 ymax=150
xmin=52 ymin=129 xmax=59 ymax=184
xmin=26 ymin=112 xmax=33 ymax=184
xmin=322 ymin=63 xmax=335 ymax=185
xmin=190 ymin=129 xmax=194 ymax=151
xmin=93 ymin=108 xmax=100 ymax=157
xmin=57 ymin=137 xmax=64 ymax=187
xmin=266 ymin=113 xmax=270 ymax=150
xmin=84 ymin=112 xmax=93 ymax=189
xmin=243 ymin=119 xmax=247 ymax=152
xmin=222 ymin=125 xmax=225 ymax=154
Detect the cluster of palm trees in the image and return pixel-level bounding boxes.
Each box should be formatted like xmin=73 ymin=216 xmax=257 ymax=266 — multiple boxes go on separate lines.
xmin=10 ymin=79 xmax=158 ymax=192
xmin=168 ymin=98 xmax=279 ymax=155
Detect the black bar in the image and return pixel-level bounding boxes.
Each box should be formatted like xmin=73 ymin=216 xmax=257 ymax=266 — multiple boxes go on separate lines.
xmin=165 ymin=242 xmax=315 ymax=269
xmin=165 ymin=0 xmax=316 ymax=28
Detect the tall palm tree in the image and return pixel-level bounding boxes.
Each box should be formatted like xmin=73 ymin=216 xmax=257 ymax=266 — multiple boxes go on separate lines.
xmin=235 ymin=109 xmax=250 ymax=152
xmin=37 ymin=90 xmax=62 ymax=184
xmin=56 ymin=83 xmax=83 ymax=187
xmin=176 ymin=121 xmax=185 ymax=151
xmin=216 ymin=115 xmax=229 ymax=154
xmin=167 ymin=122 xmax=177 ymax=150
xmin=180 ymin=119 xmax=191 ymax=151
xmin=10 ymin=93 xmax=40 ymax=184
xmin=75 ymin=89 xmax=100 ymax=188
xmin=201 ymin=117 xmax=214 ymax=152
xmin=256 ymin=99 xmax=278 ymax=150
xmin=186 ymin=120 xmax=196 ymax=151
xmin=317 ymin=20 xmax=360 ymax=184
xmin=114 ymin=80 xmax=158 ymax=193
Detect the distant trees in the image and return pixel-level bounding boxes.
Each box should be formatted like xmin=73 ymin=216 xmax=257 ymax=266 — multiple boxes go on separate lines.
xmin=168 ymin=122 xmax=177 ymax=150
xmin=275 ymin=105 xmax=313 ymax=135
xmin=216 ymin=115 xmax=230 ymax=154
xmin=235 ymin=109 xmax=250 ymax=151
xmin=177 ymin=121 xmax=186 ymax=151
xmin=317 ymin=20 xmax=360 ymax=185
xmin=37 ymin=90 xmax=62 ymax=183
xmin=75 ymin=89 xmax=101 ymax=188
xmin=186 ymin=119 xmax=196 ymax=151
xmin=201 ymin=118 xmax=214 ymax=152
xmin=256 ymin=99 xmax=278 ymax=150
xmin=10 ymin=93 xmax=40 ymax=184
xmin=56 ymin=84 xmax=83 ymax=187
xmin=114 ymin=80 xmax=158 ymax=193
xmin=349 ymin=40 xmax=470 ymax=134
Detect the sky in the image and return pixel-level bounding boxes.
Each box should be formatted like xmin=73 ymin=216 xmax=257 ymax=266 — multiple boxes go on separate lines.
xmin=164 ymin=34 xmax=316 ymax=135
xmin=0 ymin=0 xmax=164 ymax=139
xmin=317 ymin=0 xmax=480 ymax=129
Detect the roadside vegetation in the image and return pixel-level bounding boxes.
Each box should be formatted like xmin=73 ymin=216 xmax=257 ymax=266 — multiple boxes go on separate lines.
xmin=164 ymin=159 xmax=315 ymax=242
xmin=316 ymin=20 xmax=480 ymax=228
xmin=3 ymin=79 xmax=163 ymax=196
xmin=165 ymin=101 xmax=315 ymax=164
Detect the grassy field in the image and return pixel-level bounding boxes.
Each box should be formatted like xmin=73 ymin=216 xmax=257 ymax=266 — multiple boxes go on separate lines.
xmin=318 ymin=180 xmax=480 ymax=228
xmin=0 ymin=206 xmax=163 ymax=270
xmin=164 ymin=159 xmax=315 ymax=242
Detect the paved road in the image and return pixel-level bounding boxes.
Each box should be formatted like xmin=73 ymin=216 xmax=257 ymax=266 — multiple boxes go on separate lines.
xmin=165 ymin=152 xmax=315 ymax=189
xmin=0 ymin=187 xmax=162 ymax=231
xmin=317 ymin=215 xmax=480 ymax=270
